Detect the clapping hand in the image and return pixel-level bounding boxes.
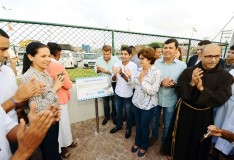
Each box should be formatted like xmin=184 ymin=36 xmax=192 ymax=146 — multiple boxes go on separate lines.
xmin=112 ymin=66 xmax=118 ymax=75
xmin=53 ymin=74 xmax=65 ymax=92
xmin=191 ymin=68 xmax=203 ymax=86
xmin=16 ymin=102 xmax=54 ymax=158
xmin=161 ymin=78 xmax=174 ymax=88
xmin=124 ymin=67 xmax=132 ymax=77
xmin=191 ymin=68 xmax=204 ymax=91
xmin=14 ymin=77 xmax=46 ymax=103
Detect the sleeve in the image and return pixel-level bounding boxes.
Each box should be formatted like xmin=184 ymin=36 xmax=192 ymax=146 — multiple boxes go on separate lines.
xmin=187 ymin=56 xmax=196 ymax=67
xmin=196 ymin=72 xmax=233 ymax=106
xmin=128 ymin=75 xmax=136 ymax=89
xmin=61 ymin=65 xmax=72 ymax=90
xmin=0 ymin=106 xmax=18 ymax=134
xmin=175 ymin=68 xmax=199 ymax=100
xmin=141 ymin=70 xmax=161 ymax=96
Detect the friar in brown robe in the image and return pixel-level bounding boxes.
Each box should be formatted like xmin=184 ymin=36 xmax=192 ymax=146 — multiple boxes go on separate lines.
xmin=163 ymin=44 xmax=233 ymax=160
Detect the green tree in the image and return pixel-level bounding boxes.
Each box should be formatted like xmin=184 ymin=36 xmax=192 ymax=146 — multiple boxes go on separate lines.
xmin=148 ymin=42 xmax=163 ymax=48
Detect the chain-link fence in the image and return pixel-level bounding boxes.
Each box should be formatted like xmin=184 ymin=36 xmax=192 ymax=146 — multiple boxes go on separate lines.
xmin=0 ymin=19 xmax=229 ymax=81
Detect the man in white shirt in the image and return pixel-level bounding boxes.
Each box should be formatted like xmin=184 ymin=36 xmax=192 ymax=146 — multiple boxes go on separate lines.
xmin=0 ymin=29 xmax=45 ymax=121
xmin=0 ymin=101 xmax=59 ymax=160
xmin=0 ymin=28 xmax=47 ymax=155
xmin=110 ymin=46 xmax=137 ymax=139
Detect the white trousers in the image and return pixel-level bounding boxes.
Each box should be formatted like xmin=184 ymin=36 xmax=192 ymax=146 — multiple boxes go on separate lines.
xmin=58 ymin=104 xmax=73 ymax=153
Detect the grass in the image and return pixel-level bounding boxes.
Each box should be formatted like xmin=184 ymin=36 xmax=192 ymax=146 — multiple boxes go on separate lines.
xmin=67 ymin=68 xmax=98 ymax=82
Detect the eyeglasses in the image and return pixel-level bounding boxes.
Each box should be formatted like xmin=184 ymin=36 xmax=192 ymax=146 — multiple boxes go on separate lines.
xmin=203 ymin=55 xmax=220 ymax=60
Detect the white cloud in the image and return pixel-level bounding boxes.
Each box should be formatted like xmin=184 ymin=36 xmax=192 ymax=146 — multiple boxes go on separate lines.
xmin=1 ymin=0 xmax=234 ymax=41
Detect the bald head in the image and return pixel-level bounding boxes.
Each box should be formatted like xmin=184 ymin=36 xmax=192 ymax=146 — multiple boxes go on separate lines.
xmin=202 ymin=44 xmax=221 ymax=55
xmin=200 ymin=44 xmax=221 ymax=70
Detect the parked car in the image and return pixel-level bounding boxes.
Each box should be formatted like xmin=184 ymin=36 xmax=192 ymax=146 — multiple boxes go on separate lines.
xmin=83 ymin=53 xmax=97 ymax=68
xmin=59 ymin=50 xmax=76 ymax=69
xmin=72 ymin=53 xmax=83 ymax=68
xmin=17 ymin=51 xmax=26 ymax=66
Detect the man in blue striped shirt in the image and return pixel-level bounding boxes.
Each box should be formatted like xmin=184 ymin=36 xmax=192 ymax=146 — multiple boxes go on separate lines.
xmin=94 ymin=45 xmax=119 ymax=125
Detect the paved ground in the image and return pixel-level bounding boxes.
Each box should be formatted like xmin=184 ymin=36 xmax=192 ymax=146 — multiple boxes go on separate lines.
xmin=65 ymin=117 xmax=168 ymax=160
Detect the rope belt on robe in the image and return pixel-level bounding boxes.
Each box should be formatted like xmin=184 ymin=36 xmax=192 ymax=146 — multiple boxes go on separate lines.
xmin=170 ymin=98 xmax=212 ymax=159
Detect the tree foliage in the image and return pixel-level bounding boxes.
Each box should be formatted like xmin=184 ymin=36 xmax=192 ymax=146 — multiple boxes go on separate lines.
xmin=148 ymin=42 xmax=163 ymax=48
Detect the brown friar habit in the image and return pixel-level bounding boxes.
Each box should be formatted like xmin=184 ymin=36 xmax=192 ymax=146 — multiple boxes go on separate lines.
xmin=163 ymin=62 xmax=233 ymax=160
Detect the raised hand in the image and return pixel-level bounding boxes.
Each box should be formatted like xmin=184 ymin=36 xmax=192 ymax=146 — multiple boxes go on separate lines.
xmin=53 ymin=74 xmax=64 ymax=92
xmin=16 ymin=102 xmax=53 ymax=159
xmin=138 ymin=70 xmax=147 ymax=83
xmin=47 ymin=104 xmax=61 ymax=122
xmin=124 ymin=67 xmax=132 ymax=77
xmin=14 ymin=77 xmax=46 ymax=103
xmin=10 ymin=56 xmax=19 ymax=65
xmin=118 ymin=67 xmax=123 ymax=75
xmin=196 ymin=77 xmax=204 ymax=91
xmin=112 ymin=66 xmax=118 ymax=75
xmin=191 ymin=68 xmax=203 ymax=86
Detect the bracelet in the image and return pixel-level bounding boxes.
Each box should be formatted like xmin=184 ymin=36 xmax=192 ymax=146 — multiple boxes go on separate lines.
xmin=121 ymin=73 xmax=125 ymax=77
xmin=10 ymin=97 xmax=18 ymax=107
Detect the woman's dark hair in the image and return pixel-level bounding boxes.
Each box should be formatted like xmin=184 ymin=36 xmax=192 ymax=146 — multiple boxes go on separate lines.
xmin=177 ymin=47 xmax=183 ymax=61
xmin=138 ymin=48 xmax=156 ymax=64
xmin=22 ymin=42 xmax=48 ymax=74
xmin=47 ymin=42 xmax=61 ymax=57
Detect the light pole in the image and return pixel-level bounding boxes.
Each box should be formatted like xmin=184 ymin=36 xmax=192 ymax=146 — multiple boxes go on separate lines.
xmin=103 ymin=26 xmax=108 ymax=45
xmin=190 ymin=27 xmax=197 ymax=39
xmin=126 ymin=18 xmax=132 ymax=31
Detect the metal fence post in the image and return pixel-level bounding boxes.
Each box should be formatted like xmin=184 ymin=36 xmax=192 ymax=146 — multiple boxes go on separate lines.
xmin=223 ymin=43 xmax=229 ymax=58
xmin=112 ymin=30 xmax=115 ymax=56
xmin=186 ymin=39 xmax=192 ymax=63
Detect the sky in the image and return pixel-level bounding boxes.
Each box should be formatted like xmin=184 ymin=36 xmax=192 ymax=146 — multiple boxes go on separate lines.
xmin=0 ymin=0 xmax=234 ymax=42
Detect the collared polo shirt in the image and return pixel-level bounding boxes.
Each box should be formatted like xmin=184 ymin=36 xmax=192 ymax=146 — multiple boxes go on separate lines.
xmin=154 ymin=58 xmax=186 ymax=107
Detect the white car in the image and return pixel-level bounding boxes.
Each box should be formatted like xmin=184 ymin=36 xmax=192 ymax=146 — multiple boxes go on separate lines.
xmin=83 ymin=53 xmax=97 ymax=68
xmin=59 ymin=50 xmax=76 ymax=69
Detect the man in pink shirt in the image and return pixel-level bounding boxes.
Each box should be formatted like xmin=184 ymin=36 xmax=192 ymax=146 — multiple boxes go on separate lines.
xmin=46 ymin=42 xmax=77 ymax=158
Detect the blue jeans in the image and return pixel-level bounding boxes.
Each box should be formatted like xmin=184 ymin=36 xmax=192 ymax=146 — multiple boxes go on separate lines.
xmin=115 ymin=94 xmax=132 ymax=131
xmin=103 ymin=95 xmax=116 ymax=120
xmin=134 ymin=105 xmax=155 ymax=150
xmin=151 ymin=105 xmax=175 ymax=144
xmin=103 ymin=82 xmax=116 ymax=120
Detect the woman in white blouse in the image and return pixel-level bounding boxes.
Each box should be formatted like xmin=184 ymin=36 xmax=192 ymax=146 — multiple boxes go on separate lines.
xmin=125 ymin=48 xmax=161 ymax=157
xmin=21 ymin=42 xmax=64 ymax=160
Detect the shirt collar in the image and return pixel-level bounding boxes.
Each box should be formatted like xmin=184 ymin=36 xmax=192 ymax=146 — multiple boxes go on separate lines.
xmin=30 ymin=66 xmax=47 ymax=75
xmin=159 ymin=57 xmax=179 ymax=64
